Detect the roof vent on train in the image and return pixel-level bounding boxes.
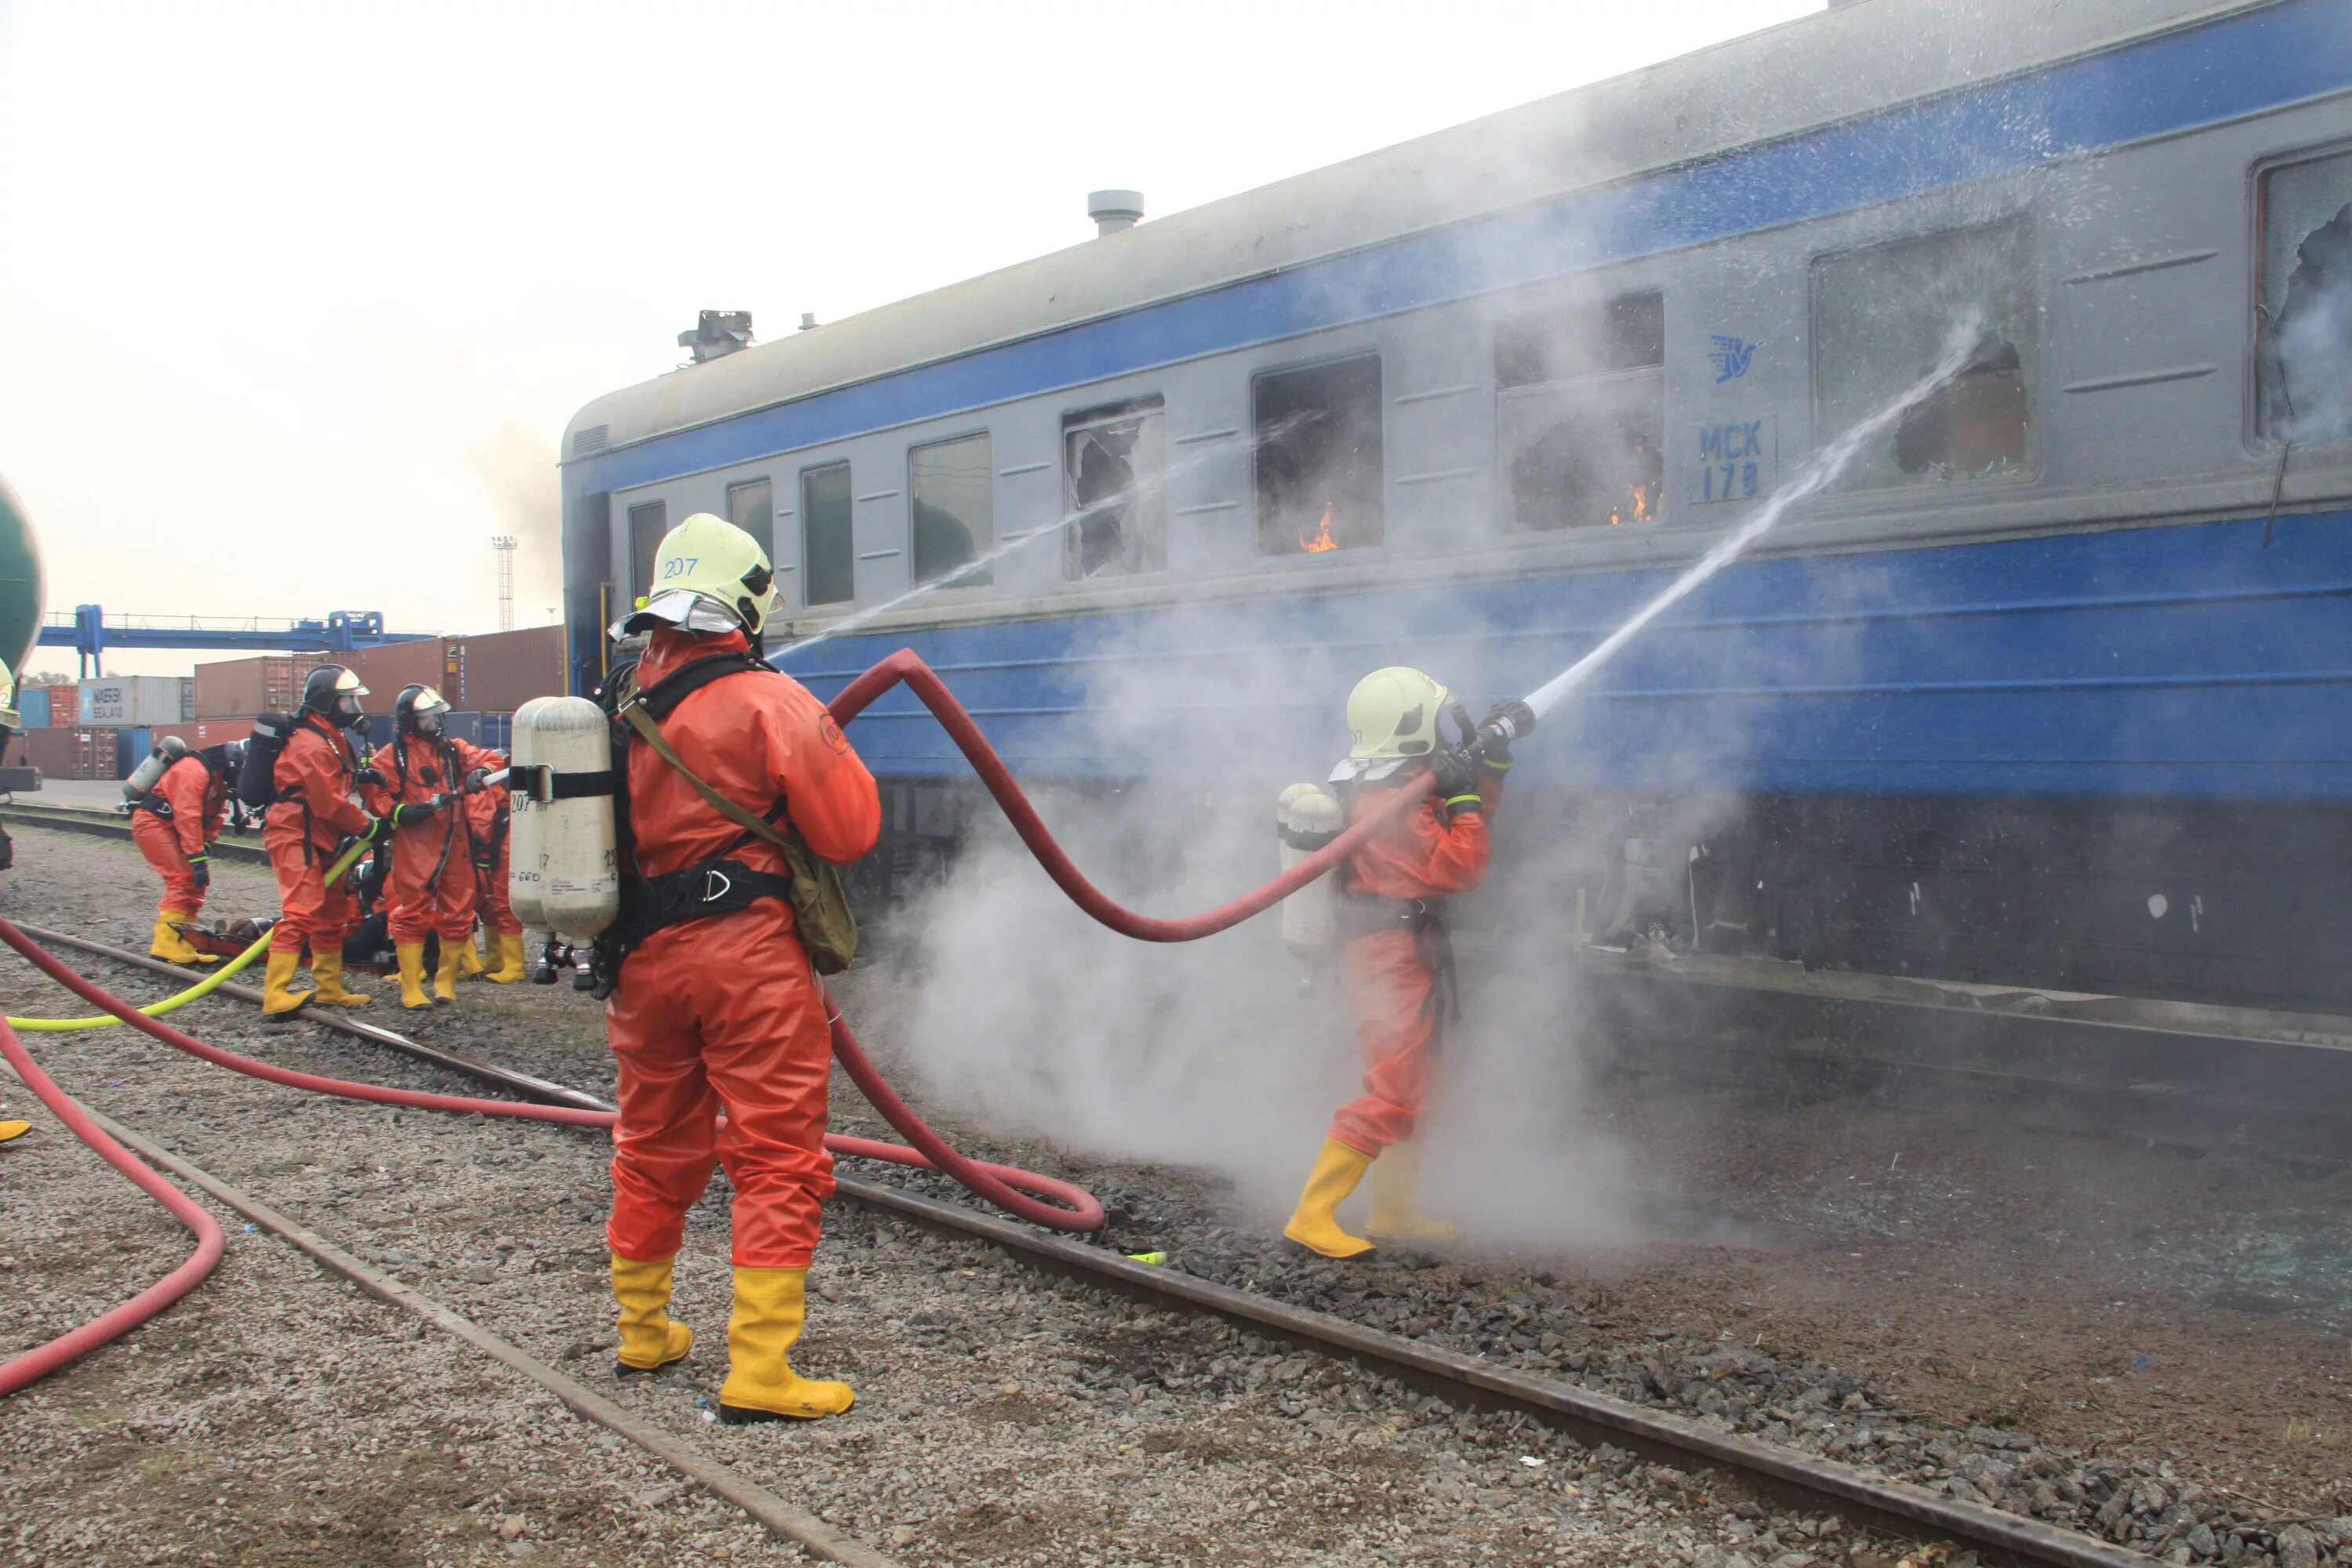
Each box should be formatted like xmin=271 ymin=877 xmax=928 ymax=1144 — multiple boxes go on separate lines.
xmin=677 ymin=310 xmax=754 ymax=365
xmin=1087 ymin=190 xmax=1144 ymax=237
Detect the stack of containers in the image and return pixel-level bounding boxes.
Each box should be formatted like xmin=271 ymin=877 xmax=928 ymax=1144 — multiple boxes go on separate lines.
xmin=78 ymin=675 xmax=194 ymax=779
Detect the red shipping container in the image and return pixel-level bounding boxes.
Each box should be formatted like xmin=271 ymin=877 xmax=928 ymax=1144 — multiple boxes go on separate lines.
xmin=449 ymin=625 xmax=565 ymax=713
xmin=18 ymin=727 xmax=115 ymax=780
xmin=193 ymin=653 xmax=332 ymax=718
xmin=342 ymin=637 xmax=451 ymax=702
xmin=146 ymin=718 xmax=258 ymax=750
xmin=31 ymin=682 xmax=75 ymax=725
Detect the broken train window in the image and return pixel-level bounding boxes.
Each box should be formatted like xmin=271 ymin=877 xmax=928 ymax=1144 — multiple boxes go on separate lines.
xmin=1497 ymin=290 xmax=1664 ymax=529
xmin=1813 ymin=222 xmax=2036 ymax=489
xmin=2259 ymin=147 xmax=2352 ymax=445
xmin=1062 ymin=397 xmax=1167 ymax=578
xmin=1254 ymin=354 xmax=1384 ymax=556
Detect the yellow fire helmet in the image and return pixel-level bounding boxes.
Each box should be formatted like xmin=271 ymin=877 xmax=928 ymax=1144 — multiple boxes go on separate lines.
xmin=1346 ymin=666 xmax=1449 ymax=759
xmin=619 ymin=512 xmax=777 ymax=641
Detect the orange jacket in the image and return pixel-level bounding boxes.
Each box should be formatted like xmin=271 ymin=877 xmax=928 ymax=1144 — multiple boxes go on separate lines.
xmin=626 ymin=629 xmax=880 ymax=880
xmin=1343 ymin=766 xmax=1504 ymax=902
xmin=267 ymin=715 xmax=374 ymax=854
xmin=149 ymin=753 xmax=229 ymax=858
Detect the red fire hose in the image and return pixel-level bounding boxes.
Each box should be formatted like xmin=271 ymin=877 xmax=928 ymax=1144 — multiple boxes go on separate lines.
xmin=0 ymin=1014 xmax=226 ymax=1397
xmin=2 ymin=646 xmax=1427 ymax=1391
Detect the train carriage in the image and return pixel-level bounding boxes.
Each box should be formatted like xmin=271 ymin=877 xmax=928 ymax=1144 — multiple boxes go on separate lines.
xmin=561 ymin=0 xmax=2352 ymax=1013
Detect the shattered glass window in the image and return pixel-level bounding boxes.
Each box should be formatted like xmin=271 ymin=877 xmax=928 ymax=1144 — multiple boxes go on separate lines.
xmin=1255 ymin=354 xmax=1384 ymax=556
xmin=910 ymin=433 xmax=993 ymax=586
xmin=801 ymin=463 xmax=853 ymax=607
xmin=1497 ymin=291 xmax=1665 ymax=529
xmin=626 ymin=500 xmax=666 ymax=602
xmin=1062 ymin=399 xmax=1166 ymax=579
xmin=1813 ymin=222 xmax=2037 ymax=490
xmin=726 ymin=477 xmax=774 ymax=566
xmin=2259 ymin=148 xmax=2352 ymax=445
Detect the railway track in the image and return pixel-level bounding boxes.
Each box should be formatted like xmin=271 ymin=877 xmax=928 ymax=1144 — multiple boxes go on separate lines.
xmin=2 ymin=799 xmax=270 ymax=862
xmin=23 ymin=924 xmax=2161 ymax=1568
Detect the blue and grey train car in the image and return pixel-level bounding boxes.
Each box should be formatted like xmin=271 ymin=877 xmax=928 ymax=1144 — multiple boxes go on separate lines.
xmin=561 ymin=0 xmax=2352 ymax=1013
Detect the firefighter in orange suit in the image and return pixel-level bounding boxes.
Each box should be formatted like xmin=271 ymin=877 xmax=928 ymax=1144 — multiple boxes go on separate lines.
xmin=130 ymin=742 xmax=238 ymax=964
xmin=601 ymin=513 xmax=880 ymax=1423
xmin=463 ymin=767 xmax=528 ymax=982
xmin=378 ymin=683 xmax=505 ymax=1009
xmin=260 ymin=666 xmax=382 ymax=1014
xmin=1281 ymin=668 xmax=1531 ymax=1259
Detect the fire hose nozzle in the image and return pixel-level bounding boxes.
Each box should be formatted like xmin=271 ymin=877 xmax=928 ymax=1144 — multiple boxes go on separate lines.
xmin=1468 ymin=699 xmax=1537 ymax=760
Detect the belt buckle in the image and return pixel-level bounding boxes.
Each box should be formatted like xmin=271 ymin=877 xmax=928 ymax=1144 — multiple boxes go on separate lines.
xmin=699 ymin=866 xmax=733 ymax=905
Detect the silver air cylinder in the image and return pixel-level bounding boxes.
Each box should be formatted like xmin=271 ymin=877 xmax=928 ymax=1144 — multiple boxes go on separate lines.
xmin=508 ymin=695 xmax=620 ymax=939
xmin=1277 ymin=783 xmax=1344 ymax=960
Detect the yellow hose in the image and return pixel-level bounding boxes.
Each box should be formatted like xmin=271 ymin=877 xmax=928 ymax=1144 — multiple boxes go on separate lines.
xmin=6 ymin=839 xmax=372 ymax=1031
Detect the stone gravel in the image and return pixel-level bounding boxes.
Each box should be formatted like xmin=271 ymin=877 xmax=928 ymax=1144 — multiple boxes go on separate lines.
xmin=1 ymin=826 xmax=1880 ymax=1567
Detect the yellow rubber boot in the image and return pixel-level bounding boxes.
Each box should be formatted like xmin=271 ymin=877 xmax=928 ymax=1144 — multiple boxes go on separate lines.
xmin=260 ymin=948 xmax=312 ymax=1017
xmin=612 ymin=1254 xmax=695 ymax=1374
xmin=456 ymin=931 xmax=485 ymax=978
xmin=308 ymin=951 xmax=372 ymax=1007
xmin=1282 ymin=1138 xmax=1377 ymax=1260
xmin=719 ymin=1266 xmax=855 ymax=1422
xmin=485 ymin=931 xmax=528 ymax=984
xmin=150 ymin=908 xmax=206 ymax=965
xmin=431 ymin=939 xmax=463 ymax=1004
xmin=1365 ymin=1139 xmax=1457 ymax=1246
xmin=394 ymin=942 xmax=432 ymax=1010
xmin=0 ymin=1120 xmax=29 ymax=1143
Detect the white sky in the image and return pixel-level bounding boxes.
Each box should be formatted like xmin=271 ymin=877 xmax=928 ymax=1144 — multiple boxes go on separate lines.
xmin=0 ymin=0 xmax=1819 ymax=680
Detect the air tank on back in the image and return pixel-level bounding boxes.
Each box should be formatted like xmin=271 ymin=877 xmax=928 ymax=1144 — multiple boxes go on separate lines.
xmin=508 ymin=695 xmax=620 ymax=939
xmin=0 ymin=472 xmax=46 ymax=714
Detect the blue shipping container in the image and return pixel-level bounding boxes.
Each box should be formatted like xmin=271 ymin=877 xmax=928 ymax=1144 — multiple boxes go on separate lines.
xmin=118 ymin=728 xmax=151 ymax=780
xmin=16 ymin=688 xmax=48 ymax=728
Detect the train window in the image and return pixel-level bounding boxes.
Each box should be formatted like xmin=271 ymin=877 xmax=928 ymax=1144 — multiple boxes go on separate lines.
xmin=1063 ymin=398 xmax=1167 ymax=579
xmin=910 ymin=432 xmax=993 ymax=586
xmin=1813 ymin=222 xmax=2036 ymax=489
xmin=1496 ymin=291 xmax=1665 ymax=529
xmin=626 ymin=500 xmax=666 ymax=602
xmin=800 ymin=463 xmax=854 ymax=608
xmin=2259 ymin=147 xmax=2352 ymax=445
xmin=1254 ymin=354 xmax=1384 ymax=555
xmin=726 ymin=478 xmax=775 ymax=565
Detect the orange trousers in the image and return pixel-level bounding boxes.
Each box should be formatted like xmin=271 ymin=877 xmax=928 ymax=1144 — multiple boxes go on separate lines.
xmin=387 ymin=818 xmax=477 ymax=943
xmin=1329 ymin=929 xmax=1439 ymax=1156
xmin=473 ymin=827 xmax=521 ymax=937
xmin=131 ymin=811 xmax=205 ymax=913
xmin=604 ymin=903 xmax=835 ymax=1269
xmin=263 ymin=821 xmax=357 ymax=956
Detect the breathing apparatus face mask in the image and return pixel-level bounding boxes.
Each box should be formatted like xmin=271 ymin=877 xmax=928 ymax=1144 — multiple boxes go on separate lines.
xmin=332 ymin=694 xmax=365 ymax=728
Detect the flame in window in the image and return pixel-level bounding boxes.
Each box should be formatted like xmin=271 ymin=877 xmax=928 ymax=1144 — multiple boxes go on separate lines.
xmin=1607 ymin=481 xmax=1658 ymax=528
xmin=1300 ymin=502 xmax=1339 ymax=553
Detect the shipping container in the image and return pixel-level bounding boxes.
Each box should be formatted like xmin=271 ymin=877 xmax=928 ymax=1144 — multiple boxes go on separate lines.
xmin=16 ymin=686 xmax=47 ymax=728
xmin=78 ymin=674 xmax=191 ymax=727
xmin=19 ymin=727 xmax=117 ymax=781
xmin=29 ymin=682 xmax=75 ymax=725
xmin=448 ymin=625 xmax=564 ymax=713
xmin=117 ymin=728 xmax=151 ymax=779
xmin=193 ymin=652 xmax=332 ymax=718
xmin=145 ymin=717 xmax=259 ymax=751
xmin=343 ymin=637 xmax=452 ymax=702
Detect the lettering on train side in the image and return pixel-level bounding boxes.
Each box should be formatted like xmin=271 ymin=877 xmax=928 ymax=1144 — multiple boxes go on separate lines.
xmin=1693 ymin=417 xmax=1777 ymax=503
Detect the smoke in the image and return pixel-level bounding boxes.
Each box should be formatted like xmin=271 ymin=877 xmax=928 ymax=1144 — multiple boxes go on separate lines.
xmin=462 ymin=421 xmax=564 ymax=618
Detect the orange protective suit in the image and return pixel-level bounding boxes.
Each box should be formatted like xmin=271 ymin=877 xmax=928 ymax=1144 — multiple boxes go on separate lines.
xmin=131 ymin=754 xmax=229 ymax=912
xmin=1327 ymin=763 xmax=1504 ymax=1156
xmin=263 ymin=716 xmax=376 ymax=956
xmin=378 ymin=733 xmax=503 ymax=944
xmin=604 ymin=629 xmax=880 ymax=1271
xmin=464 ymin=777 xmax=521 ymax=937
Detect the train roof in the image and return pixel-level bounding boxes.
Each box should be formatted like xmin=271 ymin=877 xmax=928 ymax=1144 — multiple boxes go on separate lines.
xmin=563 ymin=0 xmax=2260 ymax=466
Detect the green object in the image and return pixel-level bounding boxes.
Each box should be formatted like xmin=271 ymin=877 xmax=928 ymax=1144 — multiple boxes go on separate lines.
xmin=1125 ymin=1250 xmax=1168 ymax=1266
xmin=0 ymin=472 xmax=44 ymax=681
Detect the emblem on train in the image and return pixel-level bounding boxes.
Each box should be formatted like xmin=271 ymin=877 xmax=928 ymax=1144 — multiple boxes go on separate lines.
xmin=1708 ymin=334 xmax=1757 ymax=383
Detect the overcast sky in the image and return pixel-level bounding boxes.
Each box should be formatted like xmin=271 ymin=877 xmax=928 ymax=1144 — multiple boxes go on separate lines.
xmin=0 ymin=0 xmax=1819 ymax=679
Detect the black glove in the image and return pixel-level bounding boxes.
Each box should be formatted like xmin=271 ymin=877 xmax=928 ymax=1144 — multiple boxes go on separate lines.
xmin=1428 ymin=746 xmax=1479 ymax=802
xmin=392 ymin=794 xmax=445 ymax=829
xmin=361 ymin=815 xmax=390 ymax=844
xmin=355 ymin=767 xmax=386 ymax=789
xmin=1477 ymin=699 xmax=1537 ymax=767
xmin=462 ymin=766 xmax=489 ymax=793
xmin=187 ymin=854 xmax=210 ymax=891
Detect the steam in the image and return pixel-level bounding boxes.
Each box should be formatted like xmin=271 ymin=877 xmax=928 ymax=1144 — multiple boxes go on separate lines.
xmin=462 ymin=421 xmax=564 ymax=616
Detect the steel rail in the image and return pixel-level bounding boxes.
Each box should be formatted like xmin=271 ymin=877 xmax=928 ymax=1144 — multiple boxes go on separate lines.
xmin=31 ymin=921 xmax=2147 ymax=1568
xmin=8 ymin=924 xmax=613 ymax=1114
xmin=5 ymin=804 xmax=270 ymax=863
